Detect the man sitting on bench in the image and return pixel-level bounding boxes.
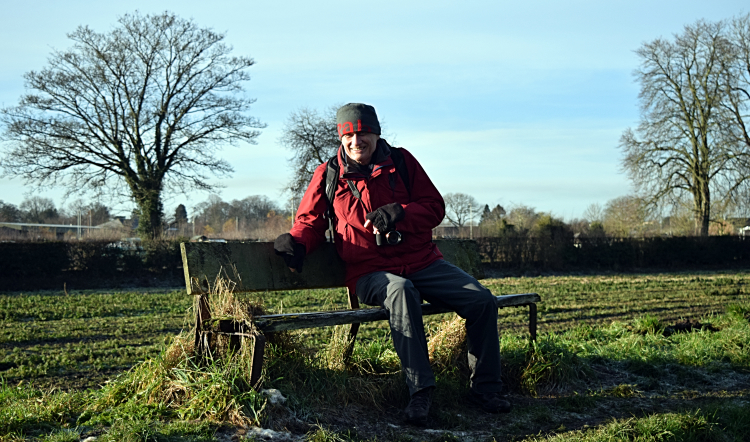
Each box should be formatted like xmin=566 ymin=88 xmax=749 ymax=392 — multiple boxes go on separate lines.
xmin=274 ymin=103 xmax=511 ymax=425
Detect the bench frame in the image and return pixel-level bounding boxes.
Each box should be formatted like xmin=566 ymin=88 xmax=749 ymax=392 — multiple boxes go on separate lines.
xmin=181 ymin=240 xmax=540 ymax=390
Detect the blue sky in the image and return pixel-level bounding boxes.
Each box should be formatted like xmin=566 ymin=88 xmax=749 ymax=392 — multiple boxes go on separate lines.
xmin=1 ymin=1 xmax=747 ymax=220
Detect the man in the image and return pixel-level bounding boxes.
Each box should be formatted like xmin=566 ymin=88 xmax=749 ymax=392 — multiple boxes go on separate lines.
xmin=274 ymin=103 xmax=510 ymax=425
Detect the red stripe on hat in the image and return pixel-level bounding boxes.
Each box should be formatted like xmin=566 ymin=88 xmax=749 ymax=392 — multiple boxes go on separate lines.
xmin=338 ymin=122 xmax=353 ymax=136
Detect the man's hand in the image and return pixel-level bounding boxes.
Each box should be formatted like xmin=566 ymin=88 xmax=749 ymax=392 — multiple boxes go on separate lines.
xmin=274 ymin=233 xmax=306 ymax=273
xmin=363 ymin=219 xmax=380 ymax=234
xmin=365 ymin=203 xmax=405 ymax=234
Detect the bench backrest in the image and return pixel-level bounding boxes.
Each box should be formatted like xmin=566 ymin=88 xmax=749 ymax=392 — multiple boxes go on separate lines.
xmin=181 ymin=239 xmax=484 ymax=295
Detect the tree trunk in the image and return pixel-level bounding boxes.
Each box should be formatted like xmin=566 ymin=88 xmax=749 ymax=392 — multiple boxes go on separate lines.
xmin=132 ymin=185 xmax=164 ymax=240
xmin=693 ymin=179 xmax=711 ymax=237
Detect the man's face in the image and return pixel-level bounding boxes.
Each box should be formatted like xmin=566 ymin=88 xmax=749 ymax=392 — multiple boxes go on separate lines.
xmin=342 ymin=131 xmax=379 ymax=165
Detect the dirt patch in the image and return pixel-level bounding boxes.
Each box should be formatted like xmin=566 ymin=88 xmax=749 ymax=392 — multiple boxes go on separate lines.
xmin=663 ymin=320 xmax=720 ymax=337
xmin=0 ymin=361 xmax=18 ymax=371
xmin=250 ymin=387 xmax=750 ymax=441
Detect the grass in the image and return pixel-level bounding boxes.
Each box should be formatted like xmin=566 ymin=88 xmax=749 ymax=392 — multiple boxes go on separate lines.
xmin=0 ymin=288 xmax=191 ymax=390
xmin=521 ymin=403 xmax=750 ymax=442
xmin=0 ymin=270 xmax=749 ymax=440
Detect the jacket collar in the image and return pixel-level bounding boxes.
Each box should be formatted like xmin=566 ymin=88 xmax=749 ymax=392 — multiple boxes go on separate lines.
xmin=339 ymin=139 xmax=395 ymax=180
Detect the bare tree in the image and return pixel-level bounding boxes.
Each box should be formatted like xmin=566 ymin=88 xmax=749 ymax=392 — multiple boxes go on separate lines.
xmin=443 ymin=192 xmax=479 ymax=228
xmin=0 ymin=201 xmax=21 ymax=222
xmin=582 ymin=203 xmax=604 ymax=223
xmin=0 ymin=12 xmax=264 ymax=239
xmin=66 ymin=199 xmax=111 ymax=225
xmin=602 ymin=195 xmax=652 ymax=237
xmin=505 ymin=205 xmax=539 ymax=232
xmin=279 ymin=106 xmax=340 ymax=197
xmin=194 ymin=194 xmax=230 ymax=233
xmin=20 ymin=197 xmax=59 ymax=223
xmin=620 ymin=17 xmax=750 ymax=236
xmin=724 ymin=15 xmax=750 ymax=154
xmin=228 ymin=195 xmax=279 ymax=224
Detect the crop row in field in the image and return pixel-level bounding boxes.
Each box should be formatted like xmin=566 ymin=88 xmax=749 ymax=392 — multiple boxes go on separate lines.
xmin=2 ymin=270 xmax=748 ymax=391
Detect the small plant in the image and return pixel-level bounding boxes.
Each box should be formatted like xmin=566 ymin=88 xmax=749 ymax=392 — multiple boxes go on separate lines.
xmin=604 ymin=383 xmax=641 ymax=398
xmin=319 ymin=325 xmax=356 ymax=371
xmin=726 ymin=303 xmax=750 ymax=321
xmin=520 ymin=336 xmax=592 ymax=397
xmin=632 ymin=314 xmax=664 ymax=335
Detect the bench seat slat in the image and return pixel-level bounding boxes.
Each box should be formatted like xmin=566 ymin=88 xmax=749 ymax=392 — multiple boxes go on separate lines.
xmin=250 ymin=293 xmax=540 ymax=332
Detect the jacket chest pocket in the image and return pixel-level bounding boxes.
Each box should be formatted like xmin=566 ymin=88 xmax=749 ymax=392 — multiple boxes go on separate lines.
xmin=335 ymin=188 xmax=365 ymax=224
xmin=368 ymin=172 xmax=408 ymax=209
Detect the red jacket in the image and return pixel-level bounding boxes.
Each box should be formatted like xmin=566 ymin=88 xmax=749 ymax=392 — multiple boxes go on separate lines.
xmin=290 ymin=141 xmax=445 ymax=293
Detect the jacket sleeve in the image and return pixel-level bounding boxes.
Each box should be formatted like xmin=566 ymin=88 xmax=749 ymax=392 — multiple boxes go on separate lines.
xmin=395 ymin=148 xmax=446 ymax=233
xmin=289 ymin=162 xmax=329 ymax=254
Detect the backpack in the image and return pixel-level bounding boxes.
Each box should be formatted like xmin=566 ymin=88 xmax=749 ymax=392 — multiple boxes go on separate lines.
xmin=323 ymin=147 xmax=410 ymax=242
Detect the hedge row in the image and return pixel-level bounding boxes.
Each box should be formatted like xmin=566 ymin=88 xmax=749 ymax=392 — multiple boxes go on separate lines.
xmin=476 ymin=235 xmax=750 ymax=270
xmin=0 ymin=240 xmax=184 ymax=290
xmin=2 ymin=236 xmax=748 ymax=290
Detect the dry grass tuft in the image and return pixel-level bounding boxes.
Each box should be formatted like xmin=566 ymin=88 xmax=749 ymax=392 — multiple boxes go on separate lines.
xmin=428 ymin=314 xmax=470 ymax=375
xmin=205 ymin=269 xmax=266 ymax=321
xmin=319 ymin=325 xmax=356 ymax=371
xmin=163 ymin=332 xmax=194 ymax=370
xmin=204 ymin=272 xmax=301 ymax=355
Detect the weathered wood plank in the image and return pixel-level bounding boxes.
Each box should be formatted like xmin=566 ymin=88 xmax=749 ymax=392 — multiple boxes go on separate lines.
xmin=182 ymin=241 xmax=346 ymax=295
xmin=181 ymin=239 xmax=486 ymax=295
xmin=249 ymin=293 xmax=540 ymax=332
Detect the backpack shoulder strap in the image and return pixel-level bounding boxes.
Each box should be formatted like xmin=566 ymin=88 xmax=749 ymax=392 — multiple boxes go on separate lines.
xmin=323 ymin=155 xmax=339 ymax=242
xmin=389 ymin=146 xmax=410 ymax=195
xmin=325 ymin=155 xmax=338 ymax=207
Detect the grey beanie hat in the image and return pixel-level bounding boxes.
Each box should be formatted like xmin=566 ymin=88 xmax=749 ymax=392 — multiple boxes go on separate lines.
xmin=336 ymin=103 xmax=381 ymax=137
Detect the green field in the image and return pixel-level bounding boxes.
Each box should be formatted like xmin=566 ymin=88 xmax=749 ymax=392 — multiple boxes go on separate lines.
xmin=1 ymin=270 xmax=749 ymax=441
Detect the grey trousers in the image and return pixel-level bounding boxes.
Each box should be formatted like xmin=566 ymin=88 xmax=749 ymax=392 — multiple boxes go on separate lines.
xmin=355 ymin=259 xmax=503 ymax=396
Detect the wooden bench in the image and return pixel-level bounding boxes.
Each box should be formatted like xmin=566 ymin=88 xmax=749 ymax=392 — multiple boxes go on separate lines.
xmin=180 ymin=239 xmax=540 ymax=390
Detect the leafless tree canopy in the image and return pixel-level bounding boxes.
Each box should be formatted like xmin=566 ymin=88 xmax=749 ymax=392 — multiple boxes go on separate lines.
xmin=0 ymin=11 xmax=264 ymax=238
xmin=601 ymin=195 xmax=651 ymax=238
xmin=620 ymin=15 xmax=750 ymax=236
xmin=443 ymin=192 xmax=479 ymax=228
xmin=279 ymin=106 xmax=341 ymax=197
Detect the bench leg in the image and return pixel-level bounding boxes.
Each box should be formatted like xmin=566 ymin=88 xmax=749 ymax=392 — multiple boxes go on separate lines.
xmin=529 ymin=303 xmax=537 ymax=342
xmin=249 ymin=331 xmax=266 ymax=390
xmin=194 ymin=293 xmax=212 ymax=359
xmin=343 ymin=288 xmax=360 ymax=362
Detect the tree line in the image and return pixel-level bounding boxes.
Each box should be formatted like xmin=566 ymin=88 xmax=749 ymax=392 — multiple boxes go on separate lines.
xmin=0 ymin=197 xmax=111 ymax=226
xmin=0 ymin=194 xmax=291 ymax=241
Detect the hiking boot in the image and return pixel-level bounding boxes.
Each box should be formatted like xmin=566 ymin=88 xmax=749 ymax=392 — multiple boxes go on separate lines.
xmin=469 ymin=390 xmax=512 ymax=413
xmin=404 ymin=387 xmax=433 ymax=426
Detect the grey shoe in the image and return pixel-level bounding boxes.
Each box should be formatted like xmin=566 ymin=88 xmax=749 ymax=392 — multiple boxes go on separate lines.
xmin=404 ymin=387 xmax=433 ymax=426
xmin=469 ymin=390 xmax=512 ymax=413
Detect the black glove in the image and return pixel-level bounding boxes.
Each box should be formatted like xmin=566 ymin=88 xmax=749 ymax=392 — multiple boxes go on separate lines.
xmin=365 ymin=203 xmax=405 ymax=233
xmin=274 ymin=233 xmax=306 ymax=273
